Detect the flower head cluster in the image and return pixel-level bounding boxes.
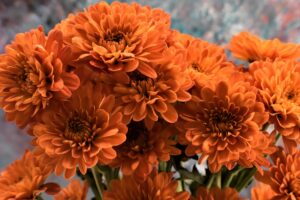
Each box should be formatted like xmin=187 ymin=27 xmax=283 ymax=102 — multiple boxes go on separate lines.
xmin=1 ymin=1 xmax=300 ymax=199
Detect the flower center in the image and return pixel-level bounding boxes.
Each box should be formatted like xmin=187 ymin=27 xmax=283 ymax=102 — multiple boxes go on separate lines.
xmin=287 ymin=91 xmax=295 ymax=100
xmin=17 ymin=64 xmax=35 ymax=93
xmin=191 ymin=63 xmax=201 ymax=72
xmin=284 ymin=174 xmax=300 ymax=197
xmin=208 ymin=109 xmax=239 ymax=135
xmin=129 ymin=71 xmax=149 ymax=82
xmin=105 ymin=32 xmax=125 ymax=43
xmin=64 ymin=113 xmax=91 ymax=143
xmin=125 ymin=121 xmax=150 ymax=154
xmin=129 ymin=71 xmax=154 ymax=98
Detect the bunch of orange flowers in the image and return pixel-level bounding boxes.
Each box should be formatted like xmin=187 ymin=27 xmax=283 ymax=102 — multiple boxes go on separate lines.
xmin=1 ymin=2 xmax=300 ymax=200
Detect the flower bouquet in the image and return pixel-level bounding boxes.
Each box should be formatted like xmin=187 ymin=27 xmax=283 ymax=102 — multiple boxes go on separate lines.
xmin=0 ymin=1 xmax=300 ymax=200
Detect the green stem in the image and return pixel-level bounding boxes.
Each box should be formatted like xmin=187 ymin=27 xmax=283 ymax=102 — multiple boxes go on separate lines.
xmin=159 ymin=161 xmax=167 ymax=172
xmin=223 ymin=166 xmax=243 ymax=188
xmin=261 ymin=123 xmax=269 ymax=131
xmin=206 ymin=173 xmax=216 ymax=189
xmin=112 ymin=168 xmax=120 ymax=180
xmin=91 ymin=167 xmax=103 ymax=200
xmin=36 ymin=196 xmax=44 ymax=200
xmin=275 ymin=133 xmax=281 ymax=142
xmin=84 ymin=172 xmax=101 ymax=200
xmin=96 ymin=165 xmax=111 ymax=184
xmin=166 ymin=160 xmax=173 ymax=172
xmin=215 ymin=171 xmax=222 ymax=188
xmin=236 ymin=168 xmax=257 ymax=192
xmin=180 ymin=177 xmax=186 ymax=191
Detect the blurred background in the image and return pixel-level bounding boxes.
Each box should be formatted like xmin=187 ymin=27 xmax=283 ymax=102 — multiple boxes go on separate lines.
xmin=0 ymin=0 xmax=299 ymax=198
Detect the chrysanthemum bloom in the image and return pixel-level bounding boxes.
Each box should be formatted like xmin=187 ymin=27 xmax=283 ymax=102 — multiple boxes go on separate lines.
xmin=111 ymin=47 xmax=192 ymax=126
xmin=250 ymin=60 xmax=300 ymax=153
xmin=0 ymin=27 xmax=80 ymax=128
xmin=103 ymin=171 xmax=190 ymax=200
xmin=0 ymin=151 xmax=60 ymax=199
xmin=229 ymin=32 xmax=300 ymax=62
xmin=178 ymin=75 xmax=275 ymax=173
xmin=193 ymin=187 xmax=243 ymax=200
xmin=32 ymin=82 xmax=127 ymax=178
xmin=182 ymin=37 xmax=235 ymax=85
xmin=56 ymin=1 xmax=170 ymax=78
xmin=256 ymin=148 xmax=300 ymax=200
xmin=251 ymin=182 xmax=275 ymax=200
xmin=54 ymin=179 xmax=88 ymax=200
xmin=110 ymin=121 xmax=180 ymax=181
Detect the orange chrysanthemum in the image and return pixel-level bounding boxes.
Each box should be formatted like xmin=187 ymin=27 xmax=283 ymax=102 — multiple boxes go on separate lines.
xmin=256 ymin=148 xmax=300 ymax=200
xmin=251 ymin=182 xmax=275 ymax=200
xmin=250 ymin=60 xmax=300 ymax=153
xmin=103 ymin=171 xmax=190 ymax=200
xmin=32 ymin=82 xmax=127 ymax=178
xmin=56 ymin=1 xmax=170 ymax=78
xmin=178 ymin=75 xmax=275 ymax=173
xmin=193 ymin=187 xmax=243 ymax=200
xmin=229 ymin=32 xmax=300 ymax=62
xmin=0 ymin=150 xmax=60 ymax=199
xmin=110 ymin=47 xmax=191 ymax=126
xmin=110 ymin=121 xmax=180 ymax=180
xmin=54 ymin=179 xmax=88 ymax=200
xmin=0 ymin=27 xmax=80 ymax=128
xmin=182 ymin=37 xmax=235 ymax=85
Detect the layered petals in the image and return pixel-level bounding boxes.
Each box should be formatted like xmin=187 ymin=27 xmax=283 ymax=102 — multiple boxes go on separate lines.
xmin=0 ymin=151 xmax=60 ymax=199
xmin=103 ymin=171 xmax=190 ymax=200
xmin=250 ymin=60 xmax=300 ymax=153
xmin=31 ymin=82 xmax=127 ymax=178
xmin=255 ymin=148 xmax=300 ymax=200
xmin=56 ymin=2 xmax=170 ymax=77
xmin=229 ymin=32 xmax=300 ymax=62
xmin=110 ymin=121 xmax=180 ymax=181
xmin=193 ymin=187 xmax=243 ymax=200
xmin=251 ymin=182 xmax=275 ymax=200
xmin=110 ymin=47 xmax=192 ymax=126
xmin=54 ymin=179 xmax=88 ymax=200
xmin=178 ymin=75 xmax=275 ymax=173
xmin=0 ymin=27 xmax=80 ymax=128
